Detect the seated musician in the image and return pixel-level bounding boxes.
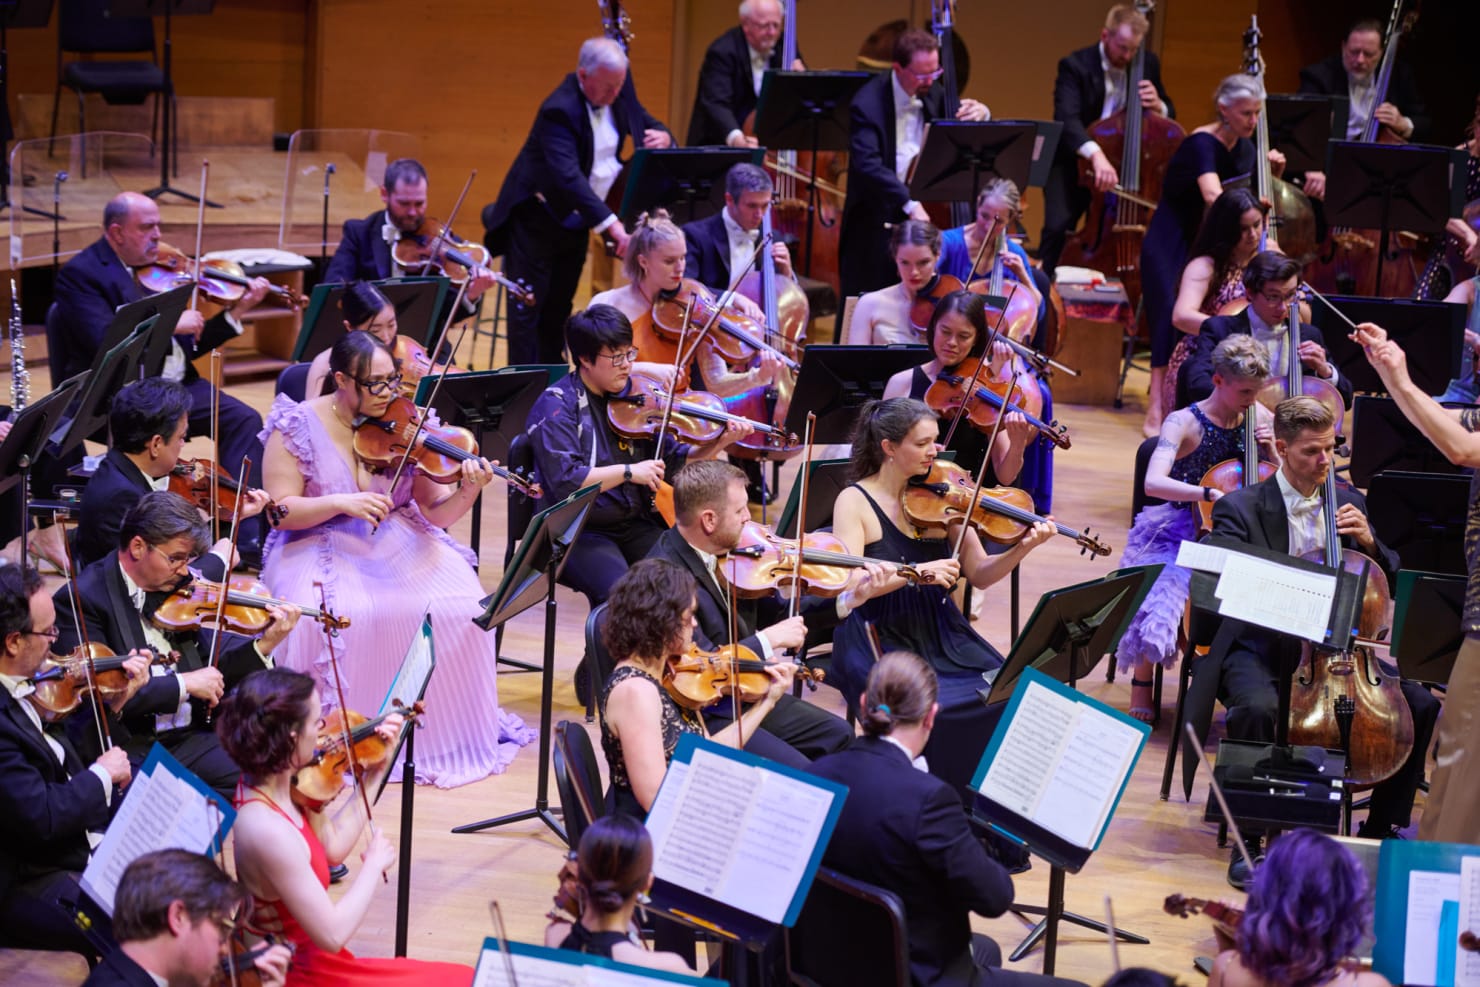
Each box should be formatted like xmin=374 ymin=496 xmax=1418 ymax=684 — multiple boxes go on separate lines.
xmin=543 ymin=814 xmax=695 ymax=974
xmin=324 ymin=158 xmax=493 ymax=328
xmin=681 ymin=163 xmax=794 ymax=289
xmin=0 ymin=564 xmax=143 ymax=960
xmin=83 ymin=848 xmax=291 ymax=987
xmin=808 ymin=651 xmax=1085 ymax=987
xmin=1208 ymin=829 xmax=1389 ymax=987
xmin=830 ymin=397 xmax=1053 ymax=711
xmin=1116 ymin=335 xmax=1273 ymax=723
xmin=75 ymin=376 xmax=271 ymax=571
xmin=52 ymin=191 xmax=272 ymax=565
xmin=936 ymin=179 xmax=1046 ymax=333
xmin=1202 ymin=397 xmax=1439 ymax=888
xmin=303 ymin=281 xmax=399 ymax=401
xmin=882 ymin=290 xmax=1033 ymax=487
xmin=686 ymin=0 xmax=803 ymax=148
xmin=526 ymin=305 xmax=750 ymax=608
xmin=838 ymin=28 xmax=989 ymax=300
xmin=588 ymin=209 xmax=780 ymax=397
xmin=644 ymin=460 xmax=884 ymax=764
xmin=845 ymin=220 xmax=943 ymax=346
xmin=1437 ymin=274 xmax=1479 ymax=405
xmin=598 ymin=558 xmax=794 ymax=817
xmin=54 ymin=491 xmax=299 ymax=801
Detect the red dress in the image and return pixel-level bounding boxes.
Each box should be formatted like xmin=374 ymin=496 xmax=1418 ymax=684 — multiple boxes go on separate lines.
xmin=237 ymin=792 xmax=474 ymax=986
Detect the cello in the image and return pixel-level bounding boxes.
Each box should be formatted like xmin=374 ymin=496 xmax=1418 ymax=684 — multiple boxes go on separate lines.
xmin=1057 ymin=0 xmax=1185 ymax=315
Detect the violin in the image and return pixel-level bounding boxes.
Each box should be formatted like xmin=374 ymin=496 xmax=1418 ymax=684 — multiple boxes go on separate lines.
xmin=903 ymin=460 xmax=1111 ymax=557
xmin=925 ymin=357 xmax=1071 ymax=450
xmin=391 ymin=216 xmax=536 ymax=305
xmin=390 ymin=335 xmax=460 ymax=402
xmin=724 ymin=520 xmax=931 ymax=598
xmin=290 ymin=701 xmax=423 ymax=812
xmin=169 ymin=458 xmax=287 ymax=528
xmin=651 ymin=279 xmax=801 ymax=371
xmin=352 ymin=395 xmax=541 ymax=496
xmin=25 ymin=645 xmax=176 ymax=723
xmin=909 ymin=273 xmax=963 ymax=337
xmin=154 ymin=574 xmax=349 ymax=636
xmin=213 ymin=932 xmax=294 ymax=987
xmin=606 ymin=372 xmax=791 ymax=449
xmin=663 ymin=644 xmax=823 ymax=711
xmin=1163 ymin=893 xmax=1244 ymax=941
xmin=136 ymin=243 xmax=308 ymax=310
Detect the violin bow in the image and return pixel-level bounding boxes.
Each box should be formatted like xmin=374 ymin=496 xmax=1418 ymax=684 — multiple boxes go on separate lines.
xmin=675 ymin=235 xmax=770 ymax=371
xmin=940 ymin=284 xmax=1017 ymax=451
xmin=965 ymin=214 xmax=998 ymax=283
xmin=382 ymin=279 xmax=472 ymax=498
xmin=951 ymin=358 xmax=1018 ymax=562
xmin=189 ymin=159 xmax=209 ymax=315
xmin=416 ymin=170 xmax=478 ymax=279
xmin=313 ymin=579 xmax=385 ymax=881
xmin=210 ymin=350 xmax=222 ymax=543
xmin=1104 ymin=895 xmax=1121 ymax=972
xmin=728 ymin=555 xmax=744 ymax=751
xmin=202 ymin=458 xmax=251 ymax=727
xmin=864 ymin=620 xmax=885 ymax=667
xmin=488 ymin=900 xmax=522 ymax=987
xmin=1184 ymin=722 xmax=1258 ymax=877
xmin=652 ymin=293 xmax=695 ymax=458
xmin=56 ymin=512 xmax=112 ymax=756
xmin=789 ymin=412 xmax=817 ymax=621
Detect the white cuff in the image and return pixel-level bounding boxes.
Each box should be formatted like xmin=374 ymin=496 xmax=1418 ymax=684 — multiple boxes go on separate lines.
xmin=725 ymin=129 xmax=745 ymax=146
xmin=254 ymin=640 xmax=274 ymax=667
xmin=223 ymin=311 xmax=246 ymax=336
xmin=755 ymin=631 xmax=774 ymax=660
xmin=176 ymin=673 xmax=189 ymax=709
xmin=89 ymin=764 xmax=115 ymax=805
xmin=593 ymin=214 xmax=618 ymax=235
xmin=1077 ymin=140 xmax=1102 ymax=160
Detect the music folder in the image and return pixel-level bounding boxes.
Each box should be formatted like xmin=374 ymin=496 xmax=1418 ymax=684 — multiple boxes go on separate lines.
xmin=472 ymin=937 xmax=725 ymax=986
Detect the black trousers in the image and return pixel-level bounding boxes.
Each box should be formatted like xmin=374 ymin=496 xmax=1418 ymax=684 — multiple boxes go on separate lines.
xmin=701 ymin=693 xmax=854 ymax=767
xmin=184 ymin=375 xmax=265 ymax=554
xmin=0 ymin=869 xmax=100 ymax=958
xmin=129 ymin=729 xmax=242 ymax=804
xmin=560 ymin=517 xmax=667 ymax=607
xmin=1039 ymin=162 xmax=1091 ymax=276
xmin=501 ymin=201 xmax=591 ymax=366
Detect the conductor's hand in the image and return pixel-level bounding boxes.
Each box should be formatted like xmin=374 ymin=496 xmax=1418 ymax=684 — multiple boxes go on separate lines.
xmin=1335 ymin=503 xmax=1377 ymax=554
xmin=627 ymin=459 xmax=666 ymax=491
xmin=257 ymin=603 xmax=300 ymax=656
xmin=360 ymin=826 xmax=397 ymax=879
xmin=762 ymin=615 xmax=808 ymax=652
xmin=95 ymin=747 xmax=132 ymax=788
xmin=1353 ymin=321 xmax=1410 ymax=389
xmin=180 ymin=667 xmax=226 ymax=706
xmin=337 ymin=492 xmax=394 ymax=526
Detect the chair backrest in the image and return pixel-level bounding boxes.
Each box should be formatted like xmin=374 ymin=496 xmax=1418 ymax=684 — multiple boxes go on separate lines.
xmin=553 ymin=720 xmax=604 ymax=846
xmin=60 ymin=0 xmax=157 ymax=55
xmin=1131 ymin=434 xmax=1168 ymax=518
xmin=837 ymin=295 xmax=860 ymax=344
xmin=583 ymin=602 xmax=617 ymax=711
xmin=785 ymin=867 xmax=911 ymax=987
xmin=274 ymin=362 xmax=312 ymax=403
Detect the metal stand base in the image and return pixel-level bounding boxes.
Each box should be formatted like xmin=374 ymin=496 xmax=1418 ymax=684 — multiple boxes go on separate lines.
xmin=1008 ymin=865 xmax=1149 ymax=974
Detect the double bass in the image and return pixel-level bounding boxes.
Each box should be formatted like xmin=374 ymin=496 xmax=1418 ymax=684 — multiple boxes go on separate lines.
xmin=1240 ymin=17 xmax=1317 ymax=265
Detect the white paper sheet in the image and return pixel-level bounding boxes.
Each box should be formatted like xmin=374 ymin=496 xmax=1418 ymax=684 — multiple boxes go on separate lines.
xmin=1175 ymin=539 xmax=1230 ymax=574
xmin=1215 ymin=552 xmax=1336 ymax=642
xmin=1406 ymin=869 xmax=1461 ymax=987
xmin=1456 ymin=857 xmax=1480 ymax=987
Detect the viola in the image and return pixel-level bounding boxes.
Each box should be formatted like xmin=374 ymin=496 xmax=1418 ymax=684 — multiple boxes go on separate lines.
xmin=290 ymin=701 xmax=423 ymax=812
xmin=390 ymin=334 xmax=461 ymax=402
xmin=606 ymin=372 xmax=791 ymax=449
xmin=391 ymin=216 xmax=536 ymax=305
xmin=352 ymin=395 xmax=541 ymax=496
xmin=136 ymin=243 xmax=307 ymax=309
xmin=651 ymin=280 xmax=800 ymax=370
xmin=724 ymin=520 xmax=931 ymax=598
xmin=925 ymin=357 xmax=1071 ymax=450
xmin=903 ymin=460 xmax=1111 ymax=557
xmin=1163 ymin=893 xmax=1243 ymax=941
xmin=663 ymin=644 xmax=822 ymax=711
xmin=25 ymin=645 xmax=176 ymax=723
xmin=169 ymin=458 xmax=287 ymax=528
xmin=154 ymin=574 xmax=349 ymax=636
xmin=213 ymin=932 xmax=294 ymax=987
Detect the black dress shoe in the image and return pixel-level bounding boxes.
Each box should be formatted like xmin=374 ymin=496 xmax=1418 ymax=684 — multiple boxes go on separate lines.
xmin=574 ymin=658 xmax=592 ymax=709
xmin=1356 ymin=820 xmax=1405 ymax=840
xmin=329 ymin=863 xmax=349 ymax=884
xmin=1227 ymin=840 xmax=1263 ymax=892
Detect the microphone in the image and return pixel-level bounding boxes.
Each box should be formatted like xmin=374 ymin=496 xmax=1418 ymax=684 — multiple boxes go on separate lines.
xmin=54 ymin=171 xmax=69 ymax=184
xmin=323 ymin=162 xmax=335 ymax=194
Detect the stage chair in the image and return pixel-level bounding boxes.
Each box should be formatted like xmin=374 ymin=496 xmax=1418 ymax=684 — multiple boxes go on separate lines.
xmin=274 ymin=363 xmax=311 ymax=403
xmin=785 ymin=867 xmax=910 ymax=987
xmin=552 ymin=720 xmax=605 ymax=846
xmin=1160 ymin=603 xmax=1221 ymax=801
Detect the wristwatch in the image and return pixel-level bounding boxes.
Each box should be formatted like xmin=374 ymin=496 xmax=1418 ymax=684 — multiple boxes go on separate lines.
xmin=623 ymin=464 xmax=633 ymax=483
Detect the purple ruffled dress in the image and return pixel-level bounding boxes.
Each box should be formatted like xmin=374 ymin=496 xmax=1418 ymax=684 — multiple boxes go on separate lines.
xmin=258 ymin=395 xmax=534 ymax=787
xmin=1115 ymin=403 xmax=1246 ymax=670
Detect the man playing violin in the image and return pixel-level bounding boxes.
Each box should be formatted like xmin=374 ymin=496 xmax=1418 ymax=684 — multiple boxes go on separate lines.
xmin=1194 ymin=397 xmax=1438 ymax=889
xmin=82 ymin=848 xmax=291 ymax=987
xmin=0 ymin=564 xmax=145 ymax=961
xmin=643 ymin=461 xmax=888 ymax=764
xmin=686 ymin=0 xmax=805 ymax=149
xmin=51 ymin=191 xmax=273 ymax=566
xmin=76 ymin=377 xmax=273 ymax=572
xmin=54 ymin=491 xmax=300 ymax=802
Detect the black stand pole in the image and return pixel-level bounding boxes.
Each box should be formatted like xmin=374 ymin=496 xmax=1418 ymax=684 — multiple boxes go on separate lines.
xmin=451 ymin=567 xmax=566 ymax=842
xmin=142 ymin=2 xmax=219 ymax=206
xmin=0 ymin=17 xmax=61 ymax=221
xmin=320 ymin=162 xmax=334 ymax=270
xmin=393 ymin=722 xmax=415 ymax=958
xmin=50 ymin=169 xmax=64 ymax=273
xmin=802 ymin=113 xmax=823 ymax=280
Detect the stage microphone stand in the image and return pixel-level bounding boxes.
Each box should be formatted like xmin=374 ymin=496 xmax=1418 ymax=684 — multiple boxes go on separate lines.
xmin=141 ymin=0 xmax=219 ymax=206
xmin=320 ymin=162 xmax=334 ymax=270
xmin=50 ymin=170 xmax=65 ymax=273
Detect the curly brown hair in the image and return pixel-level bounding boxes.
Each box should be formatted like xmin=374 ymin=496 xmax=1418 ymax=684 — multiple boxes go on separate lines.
xmin=215 ymin=668 xmax=317 ymax=780
xmin=602 ymin=559 xmax=696 ymax=666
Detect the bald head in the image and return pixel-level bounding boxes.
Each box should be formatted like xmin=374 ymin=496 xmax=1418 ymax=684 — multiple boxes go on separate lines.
xmin=102 ymin=192 xmax=161 ymax=267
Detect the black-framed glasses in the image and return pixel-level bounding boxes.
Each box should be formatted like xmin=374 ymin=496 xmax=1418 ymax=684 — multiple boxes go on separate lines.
xmin=18 ymin=625 xmax=60 ymax=641
xmin=352 ymin=373 xmax=404 ymax=396
xmin=597 ymin=348 xmax=640 ymax=368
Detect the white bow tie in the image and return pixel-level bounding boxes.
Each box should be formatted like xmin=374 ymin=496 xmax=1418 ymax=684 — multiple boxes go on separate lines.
xmin=1290 ymin=496 xmax=1322 ymax=519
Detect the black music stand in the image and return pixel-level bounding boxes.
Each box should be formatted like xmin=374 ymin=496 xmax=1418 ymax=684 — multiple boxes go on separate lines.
xmin=454 ymin=484 xmax=599 ymax=843
xmin=1391 ymin=570 xmax=1466 ymax=687
xmin=774 ymin=458 xmax=851 ymax=535
xmin=1313 ymin=295 xmax=1465 ymax=397
xmin=783 ymin=344 xmax=927 ymax=443
xmin=0 ymin=0 xmax=58 ymax=220
xmin=1322 ymin=141 xmax=1465 ymax=294
xmin=0 ymin=372 xmax=84 ymax=564
xmin=1366 ymin=472 xmax=1469 ymax=577
xmin=292 ymin=277 xmax=448 ymax=363
xmin=51 ymin=315 xmax=169 ymax=463
xmin=110 ymin=0 xmax=219 ymax=205
xmin=908 ymin=121 xmax=1041 ymax=211
xmin=1266 ymin=94 xmax=1347 ymax=176
xmin=413 ymin=367 xmax=550 ymax=573
xmin=611 ymin=147 xmax=763 ymax=226
xmin=89 ymin=283 xmax=193 ymax=380
xmin=1349 ymin=395 xmax=1471 ymax=485
xmin=995 ymin=118 xmax=1063 ymax=190
xmin=752 ymin=70 xmax=870 ymax=278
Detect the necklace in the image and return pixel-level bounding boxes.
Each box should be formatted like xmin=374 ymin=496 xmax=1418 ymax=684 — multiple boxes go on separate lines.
xmin=330 ymin=398 xmax=355 ymax=430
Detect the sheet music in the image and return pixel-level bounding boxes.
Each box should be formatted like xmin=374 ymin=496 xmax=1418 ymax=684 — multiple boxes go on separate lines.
xmin=1457 ymin=857 xmax=1480 ymax=986
xmin=474 ymin=941 xmax=721 ymax=986
xmin=1405 ymin=869 xmax=1461 ymax=987
xmin=976 ymin=680 xmax=1141 ymax=849
xmin=1174 ymin=539 xmax=1230 ymax=573
xmin=474 ymin=951 xmax=584 ymax=987
xmin=1214 ymin=552 xmax=1336 ymax=642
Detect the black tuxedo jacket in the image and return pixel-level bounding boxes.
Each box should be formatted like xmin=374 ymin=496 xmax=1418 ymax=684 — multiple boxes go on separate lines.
xmin=808 ymin=736 xmax=1014 ymax=987
xmin=483 ymin=73 xmax=669 ymax=245
xmin=81 ymin=948 xmax=159 ymax=987
xmin=685 ymin=26 xmax=794 ymax=146
xmin=1052 ymin=44 xmax=1174 ymax=163
xmin=0 ymin=691 xmax=112 ymax=905
xmin=681 ymin=212 xmax=733 ymax=292
xmin=51 ymin=238 xmax=238 ymax=384
xmin=74 ymin=452 xmax=225 ymax=578
xmin=322 ymin=210 xmax=478 ymax=328
xmin=1179 ymin=308 xmax=1354 ymax=409
xmin=1297 ymin=54 xmax=1430 ymax=143
xmin=52 ymin=556 xmax=263 ymax=759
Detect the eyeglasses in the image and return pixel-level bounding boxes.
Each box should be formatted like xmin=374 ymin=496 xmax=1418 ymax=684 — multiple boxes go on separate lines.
xmin=18 ymin=625 xmax=60 ymax=641
xmin=902 ymin=67 xmax=945 ymax=84
xmin=1259 ymin=290 xmax=1301 ymax=306
xmin=352 ymin=374 xmax=404 ymax=396
xmin=146 ymin=543 xmax=193 ymax=567
xmin=597 ymin=348 xmax=640 ymax=368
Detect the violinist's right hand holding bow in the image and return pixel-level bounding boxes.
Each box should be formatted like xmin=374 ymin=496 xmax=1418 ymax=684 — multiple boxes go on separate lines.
xmin=359 ymin=825 xmax=397 ymax=882
xmin=249 ymin=942 xmax=293 ymax=987
xmin=336 ymin=492 xmax=395 ymax=527
xmin=94 ymin=745 xmax=133 ymax=789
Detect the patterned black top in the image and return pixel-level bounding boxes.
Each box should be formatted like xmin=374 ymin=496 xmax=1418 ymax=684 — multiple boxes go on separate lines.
xmin=1460 ymin=409 xmax=1480 ymax=633
xmin=1169 ymin=403 xmax=1248 ymax=487
xmin=599 ymin=665 xmax=703 ymax=817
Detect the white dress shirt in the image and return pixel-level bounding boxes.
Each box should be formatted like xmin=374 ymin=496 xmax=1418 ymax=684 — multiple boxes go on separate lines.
xmin=587 ymin=101 xmax=623 ymax=233
xmin=1346 ymin=74 xmax=1376 ymax=140
xmin=880 ymin=732 xmax=930 ymax=772
xmin=1246 ymin=306 xmax=1342 ymax=389
xmin=723 ymin=45 xmax=773 ymax=146
xmin=1275 ymin=467 xmax=1326 ymax=559
xmin=119 ymin=562 xmax=192 ymax=733
xmin=1078 ymin=42 xmax=1126 ymax=160
xmin=721 ymin=208 xmax=760 ymax=288
xmin=891 ymin=72 xmax=925 ymax=183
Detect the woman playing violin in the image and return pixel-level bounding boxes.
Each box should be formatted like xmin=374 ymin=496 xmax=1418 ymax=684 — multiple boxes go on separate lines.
xmin=259 ymin=332 xmax=533 ymax=788
xmin=219 ymin=667 xmax=474 ymax=985
xmin=303 ymin=281 xmax=400 ymax=401
xmin=599 ymin=558 xmax=794 ymax=818
xmin=844 ymin=220 xmax=941 ymax=346
xmin=829 ymin=398 xmax=1054 ymax=710
xmin=936 ymin=179 xmax=1046 ymax=329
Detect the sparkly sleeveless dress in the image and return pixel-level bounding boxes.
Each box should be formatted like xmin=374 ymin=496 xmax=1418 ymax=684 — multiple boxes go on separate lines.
xmin=259 ymin=395 xmax=533 ymax=788
xmin=1114 ymin=403 xmax=1246 ymax=669
xmin=235 ymin=790 xmax=474 ymax=985
xmin=1162 ymin=272 xmax=1247 ymax=415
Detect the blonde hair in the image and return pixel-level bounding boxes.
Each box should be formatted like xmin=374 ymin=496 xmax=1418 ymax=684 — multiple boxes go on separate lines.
xmin=1211 ymin=334 xmax=1271 ymax=382
xmin=624 ymin=209 xmax=685 ymax=284
xmin=1273 ymin=396 xmax=1335 ymax=442
xmin=1105 ymin=4 xmax=1149 ymax=34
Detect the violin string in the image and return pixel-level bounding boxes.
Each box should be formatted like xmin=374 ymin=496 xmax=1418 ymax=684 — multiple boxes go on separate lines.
xmin=940 ymin=284 xmax=1015 ymax=451
xmin=57 ymin=512 xmax=111 ymax=753
xmin=952 ymin=326 xmax=1020 ymax=560
xmin=384 ymin=279 xmax=471 ymax=496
